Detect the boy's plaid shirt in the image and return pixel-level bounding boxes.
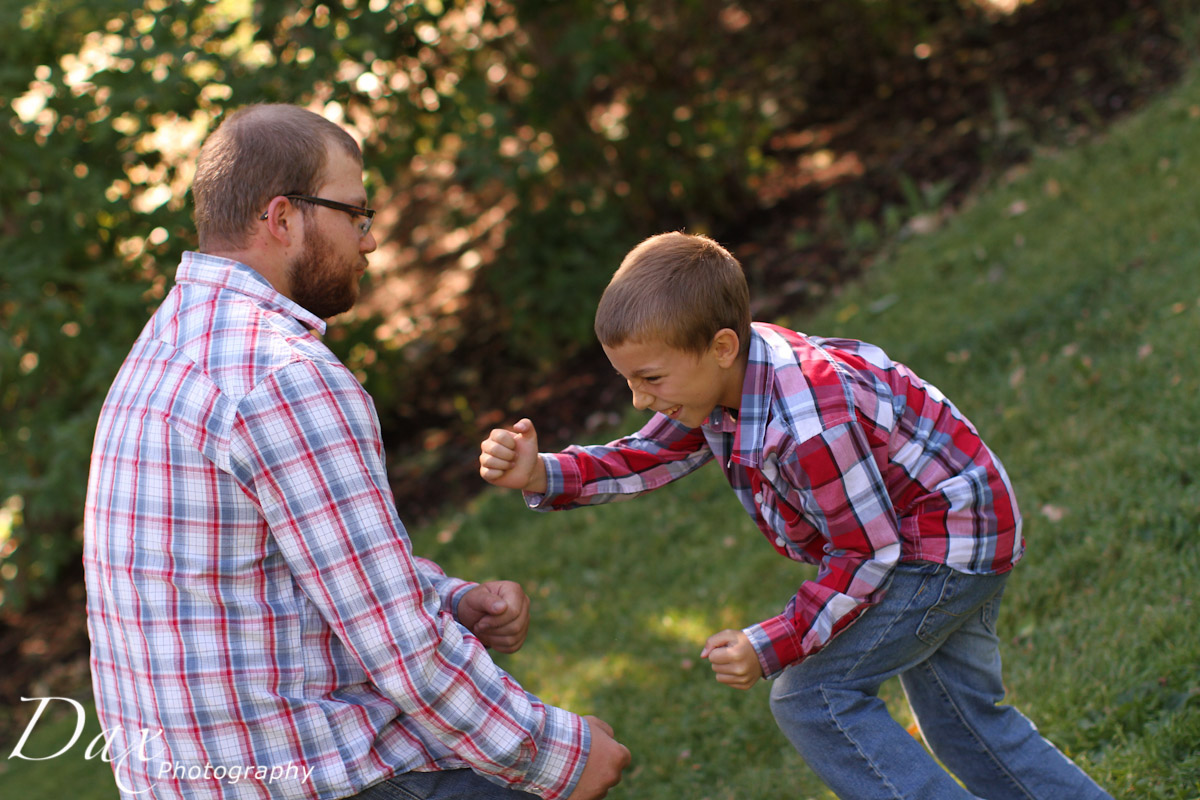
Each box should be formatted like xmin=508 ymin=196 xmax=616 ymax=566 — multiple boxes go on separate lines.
xmin=532 ymin=322 xmax=1024 ymax=678
xmin=84 ymin=253 xmax=587 ymax=799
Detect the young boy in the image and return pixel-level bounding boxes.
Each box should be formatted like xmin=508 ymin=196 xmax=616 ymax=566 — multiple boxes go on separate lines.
xmin=479 ymin=232 xmax=1113 ymax=800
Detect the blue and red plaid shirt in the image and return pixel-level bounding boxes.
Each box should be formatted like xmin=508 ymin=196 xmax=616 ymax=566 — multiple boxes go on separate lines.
xmin=532 ymin=322 xmax=1023 ymax=678
xmin=84 ymin=252 xmax=588 ymax=799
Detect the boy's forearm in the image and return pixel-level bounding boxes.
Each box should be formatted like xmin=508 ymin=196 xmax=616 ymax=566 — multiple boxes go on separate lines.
xmin=528 ymin=426 xmax=713 ymax=512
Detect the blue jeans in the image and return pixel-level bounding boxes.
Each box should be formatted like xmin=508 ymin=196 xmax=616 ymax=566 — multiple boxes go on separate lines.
xmin=769 ymin=561 xmax=1113 ymax=800
xmin=346 ymin=770 xmax=538 ymax=800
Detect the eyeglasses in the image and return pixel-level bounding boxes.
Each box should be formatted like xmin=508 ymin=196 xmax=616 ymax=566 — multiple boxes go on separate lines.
xmin=259 ymin=194 xmax=375 ymax=236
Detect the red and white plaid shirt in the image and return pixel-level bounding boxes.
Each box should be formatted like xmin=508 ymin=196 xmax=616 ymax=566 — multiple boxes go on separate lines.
xmin=84 ymin=252 xmax=587 ymax=799
xmin=532 ymin=322 xmax=1024 ymax=677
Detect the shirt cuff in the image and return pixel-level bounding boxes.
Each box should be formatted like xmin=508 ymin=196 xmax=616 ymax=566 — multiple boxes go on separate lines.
xmin=743 ymin=617 xmax=802 ymax=680
xmin=414 ymin=557 xmax=477 ymax=616
xmin=524 ymin=454 xmax=576 ymax=510
xmin=516 ymin=705 xmax=590 ymax=799
xmin=444 ymin=579 xmax=477 ymax=618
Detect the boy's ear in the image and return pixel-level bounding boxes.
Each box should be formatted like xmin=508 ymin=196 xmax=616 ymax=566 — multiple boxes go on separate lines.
xmin=711 ymin=328 xmax=740 ymax=367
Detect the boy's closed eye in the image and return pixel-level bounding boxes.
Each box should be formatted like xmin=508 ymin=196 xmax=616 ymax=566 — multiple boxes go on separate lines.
xmin=615 ymin=370 xmax=662 ymax=385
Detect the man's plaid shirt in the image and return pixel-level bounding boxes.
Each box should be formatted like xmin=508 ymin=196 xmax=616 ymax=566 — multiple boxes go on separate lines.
xmin=84 ymin=253 xmax=587 ymax=799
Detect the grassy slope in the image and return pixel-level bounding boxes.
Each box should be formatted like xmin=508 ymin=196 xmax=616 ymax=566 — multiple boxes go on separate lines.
xmin=422 ymin=67 xmax=1200 ymax=799
xmin=5 ymin=64 xmax=1199 ymax=800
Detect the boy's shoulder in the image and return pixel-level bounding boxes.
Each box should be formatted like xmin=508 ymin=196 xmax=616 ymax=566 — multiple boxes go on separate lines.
xmin=752 ymin=321 xmax=897 ymax=378
xmin=746 ymin=323 xmax=858 ymax=443
xmin=751 ymin=322 xmax=855 ymax=383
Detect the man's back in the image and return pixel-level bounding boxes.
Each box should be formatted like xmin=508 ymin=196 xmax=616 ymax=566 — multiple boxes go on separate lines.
xmin=85 ymin=254 xmax=371 ymax=797
xmin=86 ymin=253 xmax=595 ymax=800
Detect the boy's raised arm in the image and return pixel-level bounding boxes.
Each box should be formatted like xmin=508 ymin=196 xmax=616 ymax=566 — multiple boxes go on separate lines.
xmin=479 ymin=417 xmax=548 ymax=493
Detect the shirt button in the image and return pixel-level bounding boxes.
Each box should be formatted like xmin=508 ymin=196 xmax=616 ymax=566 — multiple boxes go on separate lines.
xmin=775 ymin=536 xmax=786 ymax=547
xmin=754 ymin=492 xmax=764 ymax=504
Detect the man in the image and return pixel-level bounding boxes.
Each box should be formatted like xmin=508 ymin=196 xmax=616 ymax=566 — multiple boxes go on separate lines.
xmin=83 ymin=103 xmax=629 ymax=800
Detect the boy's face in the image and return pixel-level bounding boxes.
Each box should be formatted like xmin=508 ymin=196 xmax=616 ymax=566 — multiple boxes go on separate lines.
xmin=603 ymin=333 xmax=742 ymax=428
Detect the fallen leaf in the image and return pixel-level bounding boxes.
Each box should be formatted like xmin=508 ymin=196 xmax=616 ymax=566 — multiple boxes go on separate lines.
xmin=908 ymin=213 xmax=940 ymax=235
xmin=945 ymin=349 xmax=971 ymax=364
xmin=1041 ymin=504 xmax=1067 ymax=522
xmin=868 ymin=293 xmax=899 ymax=314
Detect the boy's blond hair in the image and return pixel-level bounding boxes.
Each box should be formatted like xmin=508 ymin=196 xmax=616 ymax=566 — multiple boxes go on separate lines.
xmin=595 ymin=232 xmax=751 ymax=357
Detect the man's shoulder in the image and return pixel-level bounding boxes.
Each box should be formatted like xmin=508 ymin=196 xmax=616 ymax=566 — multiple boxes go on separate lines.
xmin=162 ymin=282 xmax=342 ymax=396
xmin=106 ymin=287 xmax=360 ymax=468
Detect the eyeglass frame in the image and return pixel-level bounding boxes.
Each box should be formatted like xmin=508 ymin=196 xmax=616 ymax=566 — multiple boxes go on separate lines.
xmin=259 ymin=194 xmax=376 ymax=236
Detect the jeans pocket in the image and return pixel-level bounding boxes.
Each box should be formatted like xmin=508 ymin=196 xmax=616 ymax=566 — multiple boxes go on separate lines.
xmin=914 ymin=568 xmax=967 ymax=647
xmin=979 ymin=581 xmax=1007 ymax=635
xmin=914 ymin=569 xmax=1007 ymax=647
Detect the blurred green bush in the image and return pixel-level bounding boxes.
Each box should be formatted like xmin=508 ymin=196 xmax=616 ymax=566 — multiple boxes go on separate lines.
xmin=0 ymin=0 xmax=1167 ymax=607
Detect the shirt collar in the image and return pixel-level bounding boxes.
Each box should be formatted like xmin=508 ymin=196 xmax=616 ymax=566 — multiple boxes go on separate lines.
xmin=721 ymin=323 xmax=779 ymax=468
xmin=177 ymin=251 xmax=327 ymax=335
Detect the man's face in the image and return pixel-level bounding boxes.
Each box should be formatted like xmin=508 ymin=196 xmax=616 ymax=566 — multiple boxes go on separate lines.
xmin=286 ymin=146 xmax=376 ymax=320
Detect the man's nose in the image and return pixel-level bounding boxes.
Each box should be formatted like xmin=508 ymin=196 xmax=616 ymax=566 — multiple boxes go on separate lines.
xmin=631 ymin=388 xmax=653 ymax=410
xmin=361 ymin=230 xmax=378 ymax=253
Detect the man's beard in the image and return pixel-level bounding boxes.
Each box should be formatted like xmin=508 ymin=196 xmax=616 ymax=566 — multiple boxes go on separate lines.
xmin=287 ymin=228 xmax=362 ymax=320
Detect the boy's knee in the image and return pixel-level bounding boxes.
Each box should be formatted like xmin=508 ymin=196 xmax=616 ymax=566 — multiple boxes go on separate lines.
xmin=768 ymin=675 xmax=844 ymax=761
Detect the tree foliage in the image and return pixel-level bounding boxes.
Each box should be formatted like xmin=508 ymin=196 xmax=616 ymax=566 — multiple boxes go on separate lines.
xmin=0 ymin=0 xmax=1182 ymax=607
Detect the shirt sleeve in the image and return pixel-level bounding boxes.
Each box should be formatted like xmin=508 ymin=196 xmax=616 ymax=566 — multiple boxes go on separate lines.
xmin=414 ymin=555 xmax=477 ymax=618
xmin=527 ymin=414 xmax=714 ymax=509
xmin=743 ymin=418 xmax=902 ymax=678
xmin=229 ymin=359 xmax=588 ymax=799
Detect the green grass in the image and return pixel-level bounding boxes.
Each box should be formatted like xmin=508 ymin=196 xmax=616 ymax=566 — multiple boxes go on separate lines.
xmin=415 ymin=68 xmax=1200 ymax=799
xmin=7 ymin=63 xmax=1200 ymax=800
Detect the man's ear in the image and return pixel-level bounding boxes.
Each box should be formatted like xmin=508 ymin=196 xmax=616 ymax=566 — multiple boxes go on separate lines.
xmin=711 ymin=328 xmax=741 ymax=367
xmin=260 ymin=196 xmax=301 ymax=246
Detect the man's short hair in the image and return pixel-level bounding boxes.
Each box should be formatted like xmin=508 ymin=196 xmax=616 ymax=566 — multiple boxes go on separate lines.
xmin=193 ymin=104 xmax=362 ymax=251
xmin=595 ymin=232 xmax=751 ymax=357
